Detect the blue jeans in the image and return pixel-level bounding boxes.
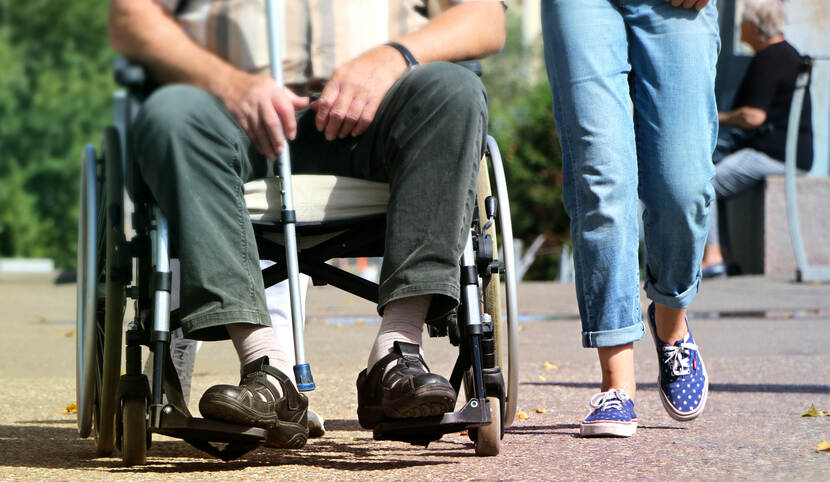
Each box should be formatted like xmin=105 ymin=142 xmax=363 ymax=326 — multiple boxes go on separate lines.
xmin=542 ymin=0 xmax=720 ymax=348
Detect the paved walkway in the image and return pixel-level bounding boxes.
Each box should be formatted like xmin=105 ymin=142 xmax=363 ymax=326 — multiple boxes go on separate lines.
xmin=1 ymin=274 xmax=828 ymax=480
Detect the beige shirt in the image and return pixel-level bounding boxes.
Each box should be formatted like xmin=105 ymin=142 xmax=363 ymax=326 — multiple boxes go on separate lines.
xmin=156 ymin=0 xmax=500 ymax=89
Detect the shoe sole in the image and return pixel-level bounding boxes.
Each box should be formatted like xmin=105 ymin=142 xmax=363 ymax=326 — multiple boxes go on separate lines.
xmin=383 ymin=384 xmax=457 ymax=419
xmin=359 ymin=385 xmax=457 ymax=428
xmin=657 ymin=361 xmax=709 ymax=422
xmin=580 ymin=421 xmax=637 ymax=437
xmin=648 ymin=306 xmax=710 ymax=422
xmin=199 ymin=393 xmax=308 ymax=448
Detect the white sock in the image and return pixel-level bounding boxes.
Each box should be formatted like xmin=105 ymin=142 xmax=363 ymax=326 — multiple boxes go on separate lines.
xmin=227 ymin=323 xmax=295 ymax=397
xmin=367 ymin=295 xmax=431 ymax=373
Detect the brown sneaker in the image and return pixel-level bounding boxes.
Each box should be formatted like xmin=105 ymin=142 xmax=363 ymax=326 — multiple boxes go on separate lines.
xmin=199 ymin=356 xmax=309 ymax=448
xmin=356 ymin=341 xmax=457 ymax=429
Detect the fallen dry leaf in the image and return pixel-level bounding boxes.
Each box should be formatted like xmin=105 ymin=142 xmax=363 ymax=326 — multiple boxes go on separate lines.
xmin=543 ymin=361 xmax=558 ymax=371
xmin=459 ymin=430 xmax=468 ymax=436
xmin=538 ymin=375 xmax=547 ymax=382
xmin=63 ymin=329 xmax=76 ymax=338
xmin=534 ymin=408 xmax=547 ymax=414
xmin=518 ymin=325 xmax=526 ymax=332
xmin=515 ymin=410 xmax=529 ymax=421
xmin=63 ymin=403 xmax=77 ymax=414
xmin=816 ymin=440 xmax=830 ymax=452
xmin=800 ymin=404 xmax=830 ymax=417
xmin=355 ymin=319 xmax=366 ymax=326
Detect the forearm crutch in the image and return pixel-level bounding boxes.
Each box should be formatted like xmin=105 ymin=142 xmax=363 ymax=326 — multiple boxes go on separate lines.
xmin=265 ymin=0 xmax=315 ymax=391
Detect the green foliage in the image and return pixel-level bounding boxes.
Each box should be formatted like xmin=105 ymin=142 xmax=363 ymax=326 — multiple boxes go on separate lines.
xmin=0 ymin=0 xmax=114 ymax=267
xmin=482 ymin=15 xmax=569 ymax=280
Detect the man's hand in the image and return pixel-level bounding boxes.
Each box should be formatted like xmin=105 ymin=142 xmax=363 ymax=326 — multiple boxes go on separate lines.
xmin=718 ymin=106 xmax=767 ymax=129
xmin=311 ymin=45 xmax=409 ymax=140
xmin=665 ymin=0 xmax=709 ymax=10
xmin=220 ymin=72 xmax=309 ymax=159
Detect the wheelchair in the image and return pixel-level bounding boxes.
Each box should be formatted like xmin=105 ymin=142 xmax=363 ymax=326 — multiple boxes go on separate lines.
xmin=76 ymin=58 xmax=520 ymax=465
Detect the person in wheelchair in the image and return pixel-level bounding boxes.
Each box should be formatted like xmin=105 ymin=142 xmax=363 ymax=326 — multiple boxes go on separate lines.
xmin=108 ymin=0 xmax=505 ymax=447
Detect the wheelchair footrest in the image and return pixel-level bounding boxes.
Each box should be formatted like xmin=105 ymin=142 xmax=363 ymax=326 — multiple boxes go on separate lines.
xmin=372 ymin=398 xmax=491 ymax=447
xmin=150 ymin=404 xmax=267 ymax=461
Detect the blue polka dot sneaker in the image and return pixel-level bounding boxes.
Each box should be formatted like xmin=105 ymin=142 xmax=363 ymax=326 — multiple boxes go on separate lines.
xmin=647 ymin=303 xmax=709 ymax=421
xmin=580 ymin=388 xmax=637 ymax=437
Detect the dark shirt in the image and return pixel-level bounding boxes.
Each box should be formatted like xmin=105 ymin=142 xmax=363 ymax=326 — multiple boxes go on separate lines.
xmin=732 ymin=41 xmax=813 ymax=171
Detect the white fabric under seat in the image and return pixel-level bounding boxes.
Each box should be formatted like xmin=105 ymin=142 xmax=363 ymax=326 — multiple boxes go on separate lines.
xmin=245 ymin=175 xmax=389 ymax=224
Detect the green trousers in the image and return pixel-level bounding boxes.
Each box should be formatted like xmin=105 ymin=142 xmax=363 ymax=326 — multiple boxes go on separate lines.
xmin=132 ymin=62 xmax=488 ymax=341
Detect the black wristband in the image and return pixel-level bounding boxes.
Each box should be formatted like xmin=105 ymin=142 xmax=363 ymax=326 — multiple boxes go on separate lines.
xmin=385 ymin=42 xmax=419 ymax=70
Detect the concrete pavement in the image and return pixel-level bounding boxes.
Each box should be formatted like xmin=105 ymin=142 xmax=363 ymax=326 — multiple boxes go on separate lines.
xmin=1 ymin=273 xmax=828 ymax=480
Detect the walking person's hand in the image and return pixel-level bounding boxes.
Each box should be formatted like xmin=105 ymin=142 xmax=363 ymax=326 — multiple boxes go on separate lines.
xmin=220 ymin=72 xmax=309 ymax=159
xmin=665 ymin=0 xmax=709 ymax=10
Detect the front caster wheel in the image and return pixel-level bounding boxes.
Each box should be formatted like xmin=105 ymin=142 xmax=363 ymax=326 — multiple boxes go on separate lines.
xmin=120 ymin=397 xmax=148 ymax=466
xmin=473 ymin=396 xmax=502 ymax=456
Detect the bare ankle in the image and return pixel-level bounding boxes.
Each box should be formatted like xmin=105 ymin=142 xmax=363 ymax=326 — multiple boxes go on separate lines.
xmin=653 ymin=304 xmax=688 ymax=344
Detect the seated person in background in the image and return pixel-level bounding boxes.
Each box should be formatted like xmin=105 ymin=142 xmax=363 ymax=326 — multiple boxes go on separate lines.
xmin=702 ymin=0 xmax=812 ymax=278
xmin=109 ymin=0 xmax=505 ymax=447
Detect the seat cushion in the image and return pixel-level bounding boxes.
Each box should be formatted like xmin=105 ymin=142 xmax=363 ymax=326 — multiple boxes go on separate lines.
xmin=245 ymin=175 xmax=389 ymax=224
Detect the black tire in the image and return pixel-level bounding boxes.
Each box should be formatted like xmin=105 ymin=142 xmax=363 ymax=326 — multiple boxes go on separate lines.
xmin=93 ymin=127 xmax=128 ymax=456
xmin=120 ymin=397 xmax=148 ymax=466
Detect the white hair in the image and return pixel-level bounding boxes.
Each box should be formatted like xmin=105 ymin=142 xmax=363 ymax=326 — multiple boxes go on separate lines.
xmin=741 ymin=0 xmax=788 ymax=39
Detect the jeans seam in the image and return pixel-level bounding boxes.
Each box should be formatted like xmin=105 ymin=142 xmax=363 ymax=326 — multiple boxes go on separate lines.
xmin=227 ymin=144 xmax=257 ymax=305
xmin=553 ymin=69 xmax=592 ymax=329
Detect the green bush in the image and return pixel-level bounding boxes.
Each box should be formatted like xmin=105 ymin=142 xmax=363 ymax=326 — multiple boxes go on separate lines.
xmin=0 ymin=0 xmax=114 ymax=268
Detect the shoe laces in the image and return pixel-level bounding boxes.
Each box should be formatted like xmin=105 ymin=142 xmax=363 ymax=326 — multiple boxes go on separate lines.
xmin=589 ymin=388 xmax=630 ymax=412
xmin=662 ymin=338 xmax=698 ymax=376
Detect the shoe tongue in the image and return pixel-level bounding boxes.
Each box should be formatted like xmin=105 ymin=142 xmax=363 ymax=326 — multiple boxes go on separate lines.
xmin=393 ymin=340 xmax=421 ymax=358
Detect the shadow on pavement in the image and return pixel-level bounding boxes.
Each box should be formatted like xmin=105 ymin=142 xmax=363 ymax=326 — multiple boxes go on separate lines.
xmin=523 ymin=381 xmax=830 ymax=394
xmin=506 ymin=423 xmax=685 ymax=438
xmin=321 ymin=418 xmax=362 ymax=431
xmin=0 ymin=421 xmax=468 ymax=473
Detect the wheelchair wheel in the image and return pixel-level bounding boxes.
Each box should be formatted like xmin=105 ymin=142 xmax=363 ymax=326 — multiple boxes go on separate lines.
xmin=76 ymin=128 xmax=128 ymax=456
xmin=76 ymin=145 xmax=99 ymax=439
xmin=120 ymin=396 xmax=148 ymax=466
xmin=484 ymin=136 xmax=520 ymax=428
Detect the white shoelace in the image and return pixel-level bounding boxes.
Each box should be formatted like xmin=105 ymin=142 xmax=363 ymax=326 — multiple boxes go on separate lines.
xmin=662 ymin=340 xmax=698 ymax=376
xmin=589 ymin=388 xmax=631 ymax=411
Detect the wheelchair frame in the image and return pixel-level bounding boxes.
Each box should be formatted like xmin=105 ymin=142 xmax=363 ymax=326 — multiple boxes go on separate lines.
xmin=77 ymin=1 xmax=519 ymax=463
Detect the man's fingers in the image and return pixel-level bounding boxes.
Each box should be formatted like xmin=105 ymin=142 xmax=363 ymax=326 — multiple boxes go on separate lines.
xmin=286 ymin=89 xmax=310 ymax=110
xmin=324 ymin=89 xmax=354 ymax=141
xmin=337 ymin=97 xmax=366 ymax=139
xmin=682 ymin=0 xmax=697 ymax=8
xmin=270 ymin=95 xmax=296 ymax=141
xmin=670 ymin=0 xmax=684 ymax=6
xmin=315 ymin=84 xmax=340 ymax=132
xmin=247 ymin=119 xmax=270 ymax=158
xmin=259 ymin=102 xmax=284 ymax=158
xmin=694 ymin=0 xmax=709 ymax=9
xmin=350 ymin=98 xmax=379 ymax=137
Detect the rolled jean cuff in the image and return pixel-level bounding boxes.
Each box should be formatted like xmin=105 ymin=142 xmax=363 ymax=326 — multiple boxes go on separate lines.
xmin=644 ymin=273 xmax=701 ymax=310
xmin=181 ymin=309 xmax=272 ymax=341
xmin=582 ymin=320 xmax=645 ymax=348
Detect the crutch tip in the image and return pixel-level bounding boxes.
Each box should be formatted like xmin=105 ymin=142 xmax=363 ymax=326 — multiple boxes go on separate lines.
xmin=294 ymin=363 xmax=316 ymax=392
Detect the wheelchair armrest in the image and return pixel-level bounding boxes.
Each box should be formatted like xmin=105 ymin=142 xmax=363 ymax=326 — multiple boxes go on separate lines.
xmin=113 ymin=57 xmax=156 ymax=94
xmin=455 ymin=60 xmax=483 ymax=77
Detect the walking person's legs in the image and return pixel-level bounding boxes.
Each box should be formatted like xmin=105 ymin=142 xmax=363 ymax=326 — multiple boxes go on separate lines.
xmin=543 ymin=0 xmax=719 ymax=436
xmin=543 ymin=0 xmax=644 ymax=437
xmin=626 ymin=0 xmax=719 ymax=420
